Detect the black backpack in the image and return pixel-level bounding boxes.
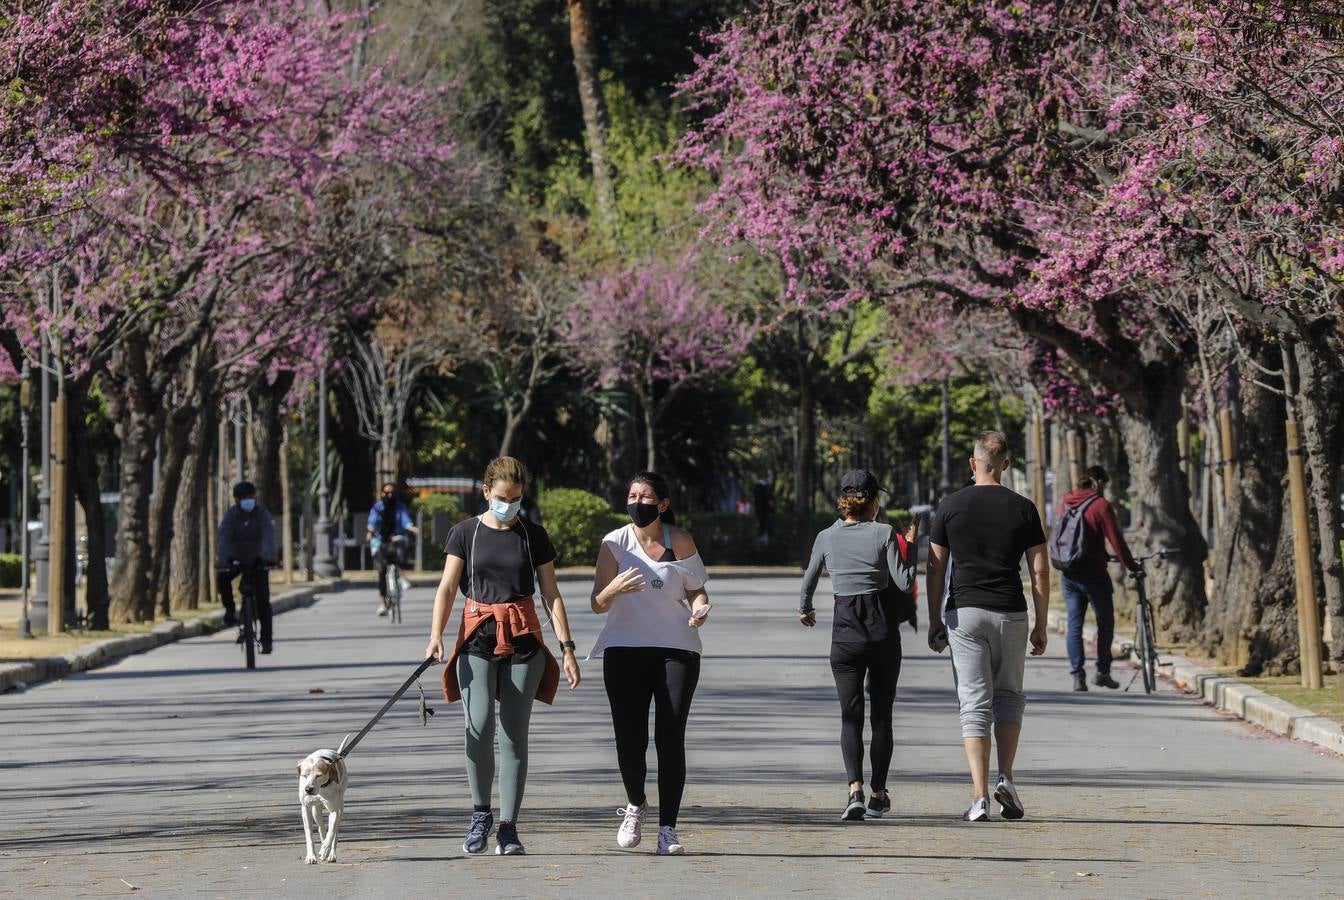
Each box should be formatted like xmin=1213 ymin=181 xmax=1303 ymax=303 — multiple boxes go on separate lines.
xmin=1049 ymin=494 xmax=1100 ymax=574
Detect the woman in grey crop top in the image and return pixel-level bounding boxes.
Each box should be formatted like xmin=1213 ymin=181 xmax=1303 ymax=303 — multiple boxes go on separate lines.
xmin=798 ymin=469 xmax=920 ymax=822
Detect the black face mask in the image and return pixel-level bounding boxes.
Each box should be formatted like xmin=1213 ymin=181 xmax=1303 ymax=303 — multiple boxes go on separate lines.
xmin=626 ymin=502 xmax=661 ymax=528
xmin=381 ymin=494 xmax=393 ymax=503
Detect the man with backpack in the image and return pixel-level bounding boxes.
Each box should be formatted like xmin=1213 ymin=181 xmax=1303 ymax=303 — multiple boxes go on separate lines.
xmin=1052 ymin=465 xmax=1138 ymax=691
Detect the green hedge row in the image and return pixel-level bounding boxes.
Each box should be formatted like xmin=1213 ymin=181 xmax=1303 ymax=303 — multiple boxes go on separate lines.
xmin=537 ymin=488 xmax=625 ymax=568
xmin=0 ymin=553 xmax=22 ymax=588
xmin=535 ymin=487 xmax=910 ymax=568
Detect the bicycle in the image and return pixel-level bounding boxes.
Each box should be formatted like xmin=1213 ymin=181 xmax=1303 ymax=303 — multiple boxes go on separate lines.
xmin=232 ymin=559 xmax=270 ymax=670
xmin=1122 ymin=548 xmax=1179 ymax=694
xmin=382 ymin=534 xmax=407 ymax=624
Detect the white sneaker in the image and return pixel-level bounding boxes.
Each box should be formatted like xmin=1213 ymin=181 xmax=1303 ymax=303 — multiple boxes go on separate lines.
xmin=961 ymin=797 xmax=990 ymax=822
xmin=616 ymin=803 xmax=646 ymax=848
xmin=993 ymin=776 xmax=1024 ymax=820
xmin=376 ymin=604 xmax=389 ymax=617
xmin=656 ymin=825 xmax=685 ymax=856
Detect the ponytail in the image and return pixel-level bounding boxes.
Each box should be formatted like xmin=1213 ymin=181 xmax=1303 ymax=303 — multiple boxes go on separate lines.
xmin=1078 ymin=464 xmax=1109 ymax=491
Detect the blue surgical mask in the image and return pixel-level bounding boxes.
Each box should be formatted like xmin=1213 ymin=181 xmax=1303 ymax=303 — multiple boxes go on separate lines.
xmin=489 ymin=498 xmax=521 ymax=522
xmin=240 ymin=498 xmax=256 ymax=512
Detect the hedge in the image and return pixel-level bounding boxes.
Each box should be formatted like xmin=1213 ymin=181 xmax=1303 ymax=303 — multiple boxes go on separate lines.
xmin=537 ymin=488 xmax=623 ymax=568
xmin=0 ymin=554 xmax=20 ymax=588
xmin=529 ymin=491 xmax=912 ymax=569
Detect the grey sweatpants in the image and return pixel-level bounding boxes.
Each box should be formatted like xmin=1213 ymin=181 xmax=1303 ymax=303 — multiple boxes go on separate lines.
xmin=458 ymin=650 xmax=547 ymax=822
xmin=947 ymin=606 xmax=1028 ymax=738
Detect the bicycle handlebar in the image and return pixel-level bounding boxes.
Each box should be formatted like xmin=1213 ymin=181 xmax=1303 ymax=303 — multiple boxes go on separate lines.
xmin=1108 ymin=548 xmax=1180 ymax=571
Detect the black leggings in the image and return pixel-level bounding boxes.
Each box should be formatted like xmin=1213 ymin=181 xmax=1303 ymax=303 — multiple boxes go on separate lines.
xmin=603 ymin=647 xmax=701 ymax=827
xmin=830 ymin=636 xmax=902 ymax=791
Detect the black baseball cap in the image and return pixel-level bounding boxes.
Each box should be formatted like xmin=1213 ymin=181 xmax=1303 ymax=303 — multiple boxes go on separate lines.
xmin=839 ymin=469 xmax=883 ymax=499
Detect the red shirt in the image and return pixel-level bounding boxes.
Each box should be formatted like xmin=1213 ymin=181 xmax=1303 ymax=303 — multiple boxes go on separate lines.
xmin=1058 ymin=489 xmax=1136 ymax=575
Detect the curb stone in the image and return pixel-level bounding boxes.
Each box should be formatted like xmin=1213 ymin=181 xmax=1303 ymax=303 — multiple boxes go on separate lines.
xmin=0 ymin=579 xmax=343 ymax=694
xmin=1045 ymin=607 xmax=1344 ymax=756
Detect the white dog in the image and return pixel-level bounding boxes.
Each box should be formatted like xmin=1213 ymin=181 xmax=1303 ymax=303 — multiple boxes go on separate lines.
xmin=297 ymin=738 xmax=350 ymax=864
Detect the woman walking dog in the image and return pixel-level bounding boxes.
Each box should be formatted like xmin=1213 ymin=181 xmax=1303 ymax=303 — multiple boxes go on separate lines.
xmin=425 ymin=457 xmax=581 ymax=856
xmin=800 ymin=469 xmax=919 ymax=821
xmin=590 ymin=471 xmax=711 ymax=855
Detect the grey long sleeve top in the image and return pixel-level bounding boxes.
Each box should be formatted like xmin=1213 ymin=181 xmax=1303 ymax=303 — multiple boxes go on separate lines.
xmin=799 ymin=519 xmax=916 ymax=612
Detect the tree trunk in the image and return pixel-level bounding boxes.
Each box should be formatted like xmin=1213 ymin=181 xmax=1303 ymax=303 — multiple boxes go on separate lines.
xmin=70 ymin=379 xmax=110 ymax=631
xmin=498 ymin=408 xmax=520 ymax=459
xmin=150 ymin=407 xmax=194 ymax=617
xmin=248 ymin=371 xmax=293 ymax=515
xmin=1115 ymin=382 xmax=1209 ymax=642
xmin=794 ymin=354 xmax=816 ymax=521
xmin=1200 ymin=363 xmax=1298 ymax=674
xmin=107 ymin=343 xmax=162 ymax=623
xmin=168 ymin=404 xmax=216 ymax=611
xmin=1293 ymin=339 xmax=1344 ymax=673
xmin=641 ymin=379 xmax=657 ymax=472
xmin=565 ymin=0 xmax=616 ymax=231
xmin=331 ymin=377 xmax=376 ymax=515
xmin=149 ymin=347 xmax=215 ymax=616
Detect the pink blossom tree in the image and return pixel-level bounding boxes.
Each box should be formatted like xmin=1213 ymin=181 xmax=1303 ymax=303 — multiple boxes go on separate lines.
xmin=565 ymin=254 xmax=755 ymax=471
xmin=677 ymin=0 xmax=1211 ymax=635
xmin=2 ymin=1 xmax=464 ymax=621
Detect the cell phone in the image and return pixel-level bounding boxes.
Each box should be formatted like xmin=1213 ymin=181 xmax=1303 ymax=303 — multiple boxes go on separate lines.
xmin=690 ymin=604 xmax=712 ymax=620
xmin=934 ymin=627 xmax=948 ymax=652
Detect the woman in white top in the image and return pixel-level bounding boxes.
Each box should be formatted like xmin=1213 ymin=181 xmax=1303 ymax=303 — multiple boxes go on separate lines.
xmin=591 ymin=471 xmax=710 ymax=856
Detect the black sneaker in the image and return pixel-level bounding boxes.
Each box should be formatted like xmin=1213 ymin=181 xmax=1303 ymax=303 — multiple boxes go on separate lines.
xmin=1093 ymin=671 xmax=1120 ymax=689
xmin=260 ymin=644 xmax=273 ymax=655
xmin=463 ymin=811 xmax=492 ymax=854
xmin=866 ymin=793 xmax=891 ymax=818
xmin=221 ymin=612 xmax=238 ymax=628
xmin=496 ymin=820 xmax=525 ymax=855
xmin=842 ymin=791 xmax=866 ymax=821
xmin=1072 ymin=673 xmax=1088 ymax=692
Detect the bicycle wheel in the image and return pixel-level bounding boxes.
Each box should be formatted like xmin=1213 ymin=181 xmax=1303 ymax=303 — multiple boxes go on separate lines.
xmin=241 ymin=580 xmax=257 ymax=670
xmin=385 ymin=565 xmax=400 ymax=623
xmin=1135 ymin=602 xmax=1155 ymax=694
xmin=1142 ymin=600 xmax=1158 ymax=693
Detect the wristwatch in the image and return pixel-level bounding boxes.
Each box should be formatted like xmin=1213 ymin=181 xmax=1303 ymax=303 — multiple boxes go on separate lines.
xmin=560 ymin=639 xmax=576 ymax=653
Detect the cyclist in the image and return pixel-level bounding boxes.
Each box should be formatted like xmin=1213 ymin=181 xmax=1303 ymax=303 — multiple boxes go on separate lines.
xmin=367 ymin=482 xmax=420 ymax=616
xmin=216 ymin=481 xmax=278 ymax=653
xmin=1058 ymin=465 xmax=1139 ymax=692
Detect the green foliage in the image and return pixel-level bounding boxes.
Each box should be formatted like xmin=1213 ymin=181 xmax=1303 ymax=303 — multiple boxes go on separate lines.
xmin=680 ymin=511 xmax=825 ymax=566
xmin=410 ymin=492 xmax=461 ymax=518
xmin=448 ymin=0 xmax=742 ymax=205
xmin=0 ymin=553 xmax=22 ymax=588
xmin=538 ymin=487 xmax=622 ymax=567
xmin=542 ymin=82 xmax=710 ymax=255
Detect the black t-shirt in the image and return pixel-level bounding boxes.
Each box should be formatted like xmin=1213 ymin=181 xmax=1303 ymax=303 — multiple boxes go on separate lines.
xmin=444 ymin=517 xmax=557 ymax=658
xmin=930 ymin=484 xmax=1046 ymax=613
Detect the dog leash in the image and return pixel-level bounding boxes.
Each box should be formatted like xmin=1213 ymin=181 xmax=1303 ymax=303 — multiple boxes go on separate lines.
xmin=337 ymin=657 xmax=436 ymax=760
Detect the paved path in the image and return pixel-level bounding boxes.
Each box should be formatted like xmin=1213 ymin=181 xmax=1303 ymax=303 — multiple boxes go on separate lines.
xmin=2 ymin=577 xmax=1341 ymax=898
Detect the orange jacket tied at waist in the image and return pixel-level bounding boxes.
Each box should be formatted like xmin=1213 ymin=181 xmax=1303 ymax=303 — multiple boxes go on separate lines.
xmin=441 ymin=597 xmax=560 ymax=705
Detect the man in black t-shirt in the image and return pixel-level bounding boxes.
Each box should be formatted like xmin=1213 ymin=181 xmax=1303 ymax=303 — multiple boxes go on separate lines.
xmin=926 ymin=430 xmax=1050 ymax=823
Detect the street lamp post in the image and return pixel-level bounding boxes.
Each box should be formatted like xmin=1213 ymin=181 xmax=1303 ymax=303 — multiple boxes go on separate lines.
xmin=17 ymin=362 xmax=33 ymax=639
xmin=312 ymin=364 xmax=340 ymax=577
xmin=31 ymin=340 xmax=50 ymax=630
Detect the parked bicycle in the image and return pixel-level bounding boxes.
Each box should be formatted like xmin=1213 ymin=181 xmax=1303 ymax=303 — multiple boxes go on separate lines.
xmin=1122 ymin=548 xmax=1179 ymax=694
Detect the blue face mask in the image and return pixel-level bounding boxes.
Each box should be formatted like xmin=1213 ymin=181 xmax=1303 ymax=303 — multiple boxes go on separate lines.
xmin=239 ymin=498 xmax=256 ymax=512
xmin=489 ymin=498 xmax=521 ymax=522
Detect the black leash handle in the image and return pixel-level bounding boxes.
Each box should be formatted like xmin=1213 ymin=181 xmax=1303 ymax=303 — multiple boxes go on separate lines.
xmin=338 ymin=657 xmax=436 ymax=759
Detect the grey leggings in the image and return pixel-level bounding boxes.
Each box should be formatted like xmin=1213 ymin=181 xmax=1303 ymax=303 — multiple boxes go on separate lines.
xmin=947 ymin=606 xmax=1028 ymax=738
xmin=457 ymin=650 xmax=546 ymax=822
